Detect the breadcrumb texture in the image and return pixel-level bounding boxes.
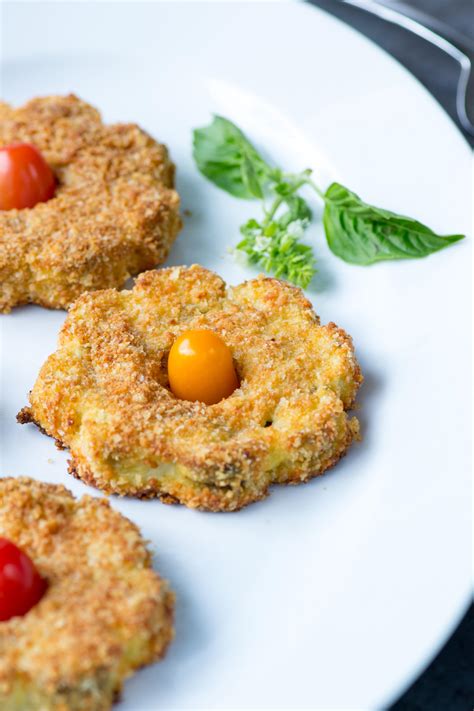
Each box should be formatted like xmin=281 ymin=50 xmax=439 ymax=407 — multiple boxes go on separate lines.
xmin=20 ymin=265 xmax=363 ymax=511
xmin=0 ymin=477 xmax=174 ymax=711
xmin=0 ymin=95 xmax=181 ymax=312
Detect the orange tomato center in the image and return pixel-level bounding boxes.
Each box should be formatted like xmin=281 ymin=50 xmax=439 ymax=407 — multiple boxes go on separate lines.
xmin=168 ymin=329 xmax=239 ymax=405
xmin=0 ymin=143 xmax=56 ymax=210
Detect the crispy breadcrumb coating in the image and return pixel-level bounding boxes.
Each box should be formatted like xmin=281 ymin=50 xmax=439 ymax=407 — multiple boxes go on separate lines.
xmin=0 ymin=477 xmax=174 ymax=711
xmin=0 ymin=95 xmax=181 ymax=312
xmin=19 ymin=265 xmax=363 ymax=511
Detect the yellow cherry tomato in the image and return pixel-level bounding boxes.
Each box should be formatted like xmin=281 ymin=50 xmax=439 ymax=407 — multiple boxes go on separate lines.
xmin=168 ymin=329 xmax=239 ymax=405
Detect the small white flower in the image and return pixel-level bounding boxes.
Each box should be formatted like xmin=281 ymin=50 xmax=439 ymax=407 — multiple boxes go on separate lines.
xmin=254 ymin=235 xmax=272 ymax=254
xmin=286 ymin=219 xmax=307 ymax=240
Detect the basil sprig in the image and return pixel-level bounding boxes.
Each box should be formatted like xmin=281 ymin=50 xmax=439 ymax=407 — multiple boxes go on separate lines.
xmin=193 ymin=115 xmax=465 ymax=286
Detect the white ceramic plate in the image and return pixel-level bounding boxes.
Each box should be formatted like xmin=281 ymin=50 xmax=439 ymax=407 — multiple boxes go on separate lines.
xmin=1 ymin=2 xmax=471 ymax=709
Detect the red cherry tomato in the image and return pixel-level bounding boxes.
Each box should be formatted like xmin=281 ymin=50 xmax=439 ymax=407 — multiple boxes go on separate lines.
xmin=0 ymin=143 xmax=56 ymax=210
xmin=0 ymin=537 xmax=47 ymax=621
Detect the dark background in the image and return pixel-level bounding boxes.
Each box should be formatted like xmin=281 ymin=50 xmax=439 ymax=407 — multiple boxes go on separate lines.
xmin=306 ymin=1 xmax=473 ymax=709
xmin=308 ymin=0 xmax=474 ymax=147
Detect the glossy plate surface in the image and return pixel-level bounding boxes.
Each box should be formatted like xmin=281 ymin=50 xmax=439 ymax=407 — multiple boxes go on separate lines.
xmin=0 ymin=2 xmax=471 ymax=709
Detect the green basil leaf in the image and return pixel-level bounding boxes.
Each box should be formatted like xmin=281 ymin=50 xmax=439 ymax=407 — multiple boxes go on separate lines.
xmin=279 ymin=195 xmax=312 ymax=228
xmin=241 ymin=153 xmax=264 ymax=199
xmin=240 ymin=217 xmax=261 ymax=234
xmin=324 ymin=182 xmax=465 ymax=265
xmin=273 ymin=170 xmax=311 ymax=198
xmin=192 ymin=115 xmax=270 ymax=199
xmin=273 ymin=181 xmax=295 ymax=197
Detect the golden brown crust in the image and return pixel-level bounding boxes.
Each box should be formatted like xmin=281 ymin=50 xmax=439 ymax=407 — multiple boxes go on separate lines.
xmin=0 ymin=95 xmax=181 ymax=312
xmin=0 ymin=477 xmax=174 ymax=710
xmin=20 ymin=265 xmax=363 ymax=511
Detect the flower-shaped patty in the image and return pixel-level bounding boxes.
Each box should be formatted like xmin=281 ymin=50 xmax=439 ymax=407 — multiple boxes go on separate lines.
xmin=19 ymin=265 xmax=363 ymax=511
xmin=0 ymin=95 xmax=181 ymax=312
xmin=0 ymin=477 xmax=174 ymax=711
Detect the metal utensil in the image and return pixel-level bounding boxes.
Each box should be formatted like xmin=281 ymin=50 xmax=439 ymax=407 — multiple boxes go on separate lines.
xmin=341 ymin=0 xmax=474 ymax=135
